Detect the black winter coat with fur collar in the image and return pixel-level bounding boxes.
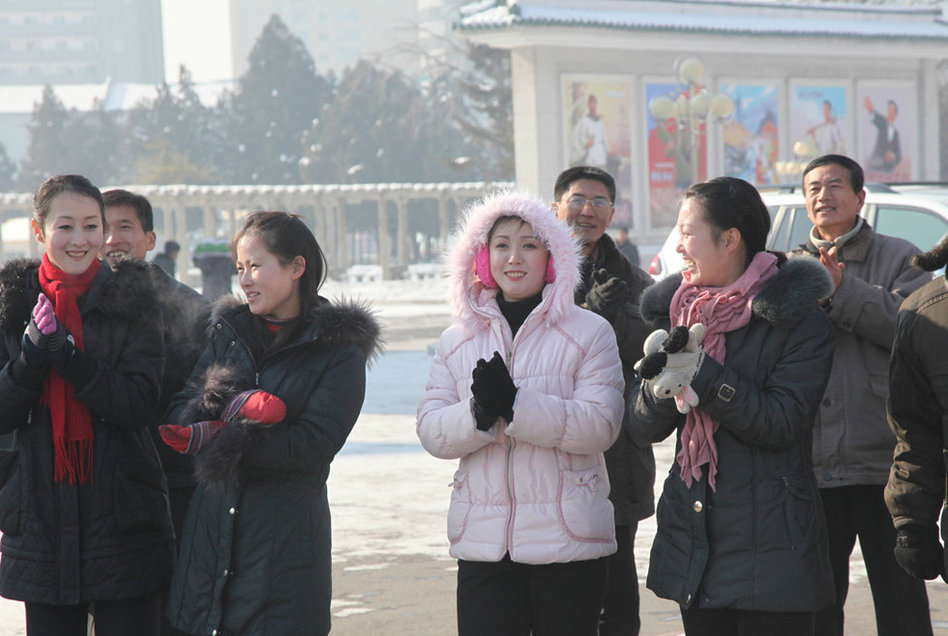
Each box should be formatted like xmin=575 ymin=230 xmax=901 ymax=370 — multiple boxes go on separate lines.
xmin=629 ymin=256 xmax=837 ymax=612
xmin=163 ymin=297 xmax=381 ymax=636
xmin=0 ymin=258 xmax=174 ymax=605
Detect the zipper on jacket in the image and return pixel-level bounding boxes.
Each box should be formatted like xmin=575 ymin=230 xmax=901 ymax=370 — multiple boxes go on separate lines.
xmin=222 ymin=313 xmax=317 ymax=388
xmin=504 ymin=435 xmax=516 ymax=551
xmin=220 ymin=315 xmax=262 ymax=384
xmin=493 ymin=299 xmax=542 ymax=555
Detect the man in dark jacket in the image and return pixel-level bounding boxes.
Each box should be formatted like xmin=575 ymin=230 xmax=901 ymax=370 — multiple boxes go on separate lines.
xmin=553 ymin=165 xmax=654 ymax=635
xmin=885 ymin=238 xmax=948 ymax=583
xmin=101 ymin=189 xmax=210 ymax=542
xmin=794 ymin=155 xmax=932 ymax=636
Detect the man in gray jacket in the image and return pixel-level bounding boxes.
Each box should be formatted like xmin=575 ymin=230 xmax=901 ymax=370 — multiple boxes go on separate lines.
xmin=796 ymin=155 xmax=932 ymax=636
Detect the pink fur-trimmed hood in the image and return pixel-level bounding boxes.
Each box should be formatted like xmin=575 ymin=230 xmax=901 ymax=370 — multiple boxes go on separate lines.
xmin=445 ymin=189 xmax=582 ymax=329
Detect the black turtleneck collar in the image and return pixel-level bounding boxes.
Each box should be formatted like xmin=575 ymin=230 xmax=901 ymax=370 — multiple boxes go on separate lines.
xmin=496 ymin=291 xmax=543 ymax=336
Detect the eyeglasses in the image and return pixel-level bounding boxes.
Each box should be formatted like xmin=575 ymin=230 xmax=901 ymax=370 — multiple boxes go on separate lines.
xmin=565 ymin=196 xmax=613 ymax=212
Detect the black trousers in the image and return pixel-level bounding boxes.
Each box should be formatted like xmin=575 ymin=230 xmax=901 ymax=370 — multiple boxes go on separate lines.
xmin=680 ymin=606 xmax=815 ymax=636
xmin=815 ymin=484 xmax=932 ymax=636
xmin=457 ymin=554 xmax=608 ymax=636
xmin=599 ymin=522 xmax=640 ymax=635
xmin=25 ymin=594 xmax=161 ymax=636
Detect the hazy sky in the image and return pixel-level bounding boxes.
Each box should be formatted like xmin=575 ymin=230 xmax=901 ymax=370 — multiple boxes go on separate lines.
xmin=162 ymin=0 xmax=233 ymax=83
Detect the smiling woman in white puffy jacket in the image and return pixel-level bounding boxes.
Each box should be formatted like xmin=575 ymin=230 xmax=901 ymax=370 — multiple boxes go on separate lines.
xmin=416 ymin=190 xmax=624 ymax=636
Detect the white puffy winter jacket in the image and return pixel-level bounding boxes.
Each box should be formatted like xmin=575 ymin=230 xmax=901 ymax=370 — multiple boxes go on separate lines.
xmin=416 ymin=190 xmax=624 ymax=565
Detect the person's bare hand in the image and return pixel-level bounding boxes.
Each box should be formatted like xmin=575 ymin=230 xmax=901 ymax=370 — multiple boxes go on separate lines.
xmin=819 ymin=246 xmax=844 ymax=290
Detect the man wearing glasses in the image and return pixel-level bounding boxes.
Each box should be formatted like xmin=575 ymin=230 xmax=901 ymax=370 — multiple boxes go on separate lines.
xmin=553 ymin=166 xmax=655 ymax=635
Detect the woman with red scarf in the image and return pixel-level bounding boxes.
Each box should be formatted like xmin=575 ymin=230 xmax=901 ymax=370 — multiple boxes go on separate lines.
xmin=629 ymin=177 xmax=837 ymax=635
xmin=0 ymin=175 xmax=173 ymax=635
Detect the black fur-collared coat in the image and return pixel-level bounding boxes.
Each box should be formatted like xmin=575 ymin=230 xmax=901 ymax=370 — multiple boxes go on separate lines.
xmin=0 ymin=258 xmax=174 ymax=605
xmin=163 ymin=297 xmax=381 ymax=636
xmin=629 ymin=256 xmax=838 ymax=612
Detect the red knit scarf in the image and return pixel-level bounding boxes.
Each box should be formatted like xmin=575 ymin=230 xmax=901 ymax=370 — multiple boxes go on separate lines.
xmin=39 ymin=253 xmax=100 ymax=484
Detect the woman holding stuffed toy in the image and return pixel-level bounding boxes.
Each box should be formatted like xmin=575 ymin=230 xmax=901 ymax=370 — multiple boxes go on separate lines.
xmin=629 ymin=176 xmax=837 ymax=635
xmin=159 ymin=211 xmax=380 ymax=636
xmin=417 ymin=190 xmax=625 ymax=635
xmin=0 ymin=175 xmax=173 ymax=635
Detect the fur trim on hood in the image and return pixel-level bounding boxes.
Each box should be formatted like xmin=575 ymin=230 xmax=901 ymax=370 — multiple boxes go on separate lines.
xmin=640 ymin=254 xmax=833 ymax=330
xmin=209 ymin=293 xmax=383 ymax=363
xmin=444 ymin=189 xmax=582 ymax=330
xmin=0 ymin=257 xmax=158 ymax=332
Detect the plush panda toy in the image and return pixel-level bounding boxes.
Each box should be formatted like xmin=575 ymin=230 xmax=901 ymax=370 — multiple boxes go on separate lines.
xmin=633 ymin=323 xmax=706 ymax=414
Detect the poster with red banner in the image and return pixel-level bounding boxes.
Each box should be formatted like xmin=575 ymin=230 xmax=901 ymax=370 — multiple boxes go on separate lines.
xmin=645 ymin=81 xmax=706 ymax=228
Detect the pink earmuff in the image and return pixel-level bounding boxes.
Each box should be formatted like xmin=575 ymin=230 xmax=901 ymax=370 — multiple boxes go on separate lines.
xmin=545 ymin=256 xmax=556 ymax=283
xmin=474 ymin=246 xmax=497 ymax=288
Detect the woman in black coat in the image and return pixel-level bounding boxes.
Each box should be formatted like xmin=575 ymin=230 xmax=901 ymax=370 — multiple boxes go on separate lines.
xmin=160 ymin=212 xmax=381 ymax=636
xmin=0 ymin=175 xmax=173 ymax=635
xmin=629 ymin=177 xmax=837 ymax=635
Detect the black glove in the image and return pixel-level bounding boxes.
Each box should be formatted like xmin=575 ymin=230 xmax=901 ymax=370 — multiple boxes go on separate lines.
xmin=894 ymin=525 xmax=944 ymax=580
xmin=470 ymin=351 xmax=517 ymax=424
xmin=45 ymin=319 xmax=76 ymax=372
xmin=471 ymin=399 xmax=497 ymax=432
xmin=20 ymin=318 xmax=51 ymax=369
xmin=585 ymin=268 xmax=630 ymax=320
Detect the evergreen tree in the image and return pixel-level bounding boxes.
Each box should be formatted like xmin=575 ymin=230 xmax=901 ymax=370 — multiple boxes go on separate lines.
xmin=17 ymin=86 xmax=120 ymax=189
xmin=302 ymin=60 xmax=479 ymax=184
xmin=446 ymin=43 xmax=514 ymax=180
xmin=402 ymin=31 xmax=514 ymax=181
xmin=0 ymin=142 xmax=16 ymax=191
xmin=219 ymin=14 xmax=332 ymax=184
xmin=16 ymin=86 xmax=71 ymax=190
xmin=122 ymin=66 xmax=221 ymax=184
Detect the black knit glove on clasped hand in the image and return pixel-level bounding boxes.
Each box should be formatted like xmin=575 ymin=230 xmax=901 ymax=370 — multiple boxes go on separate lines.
xmin=471 ymin=399 xmax=497 ymax=432
xmin=585 ymin=268 xmax=630 ymax=320
xmin=894 ymin=525 xmax=944 ymax=581
xmin=470 ymin=351 xmax=517 ymax=424
xmin=45 ymin=321 xmax=76 ymax=372
xmin=21 ymin=319 xmax=50 ymax=369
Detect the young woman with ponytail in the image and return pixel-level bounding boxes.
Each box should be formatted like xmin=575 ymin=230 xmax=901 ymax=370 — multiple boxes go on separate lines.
xmin=0 ymin=175 xmax=173 ymax=635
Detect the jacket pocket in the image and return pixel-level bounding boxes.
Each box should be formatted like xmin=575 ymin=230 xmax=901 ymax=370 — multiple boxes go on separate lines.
xmin=113 ymin=457 xmax=169 ymax=533
xmin=557 ymin=465 xmax=614 ymax=542
xmin=868 ymin=371 xmax=889 ymax=400
xmin=781 ymin=474 xmax=817 ymax=549
xmin=447 ymin=470 xmax=472 ymax=545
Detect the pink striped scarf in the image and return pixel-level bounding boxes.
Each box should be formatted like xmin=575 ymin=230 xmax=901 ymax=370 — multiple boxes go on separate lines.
xmin=669 ymin=251 xmax=778 ymax=489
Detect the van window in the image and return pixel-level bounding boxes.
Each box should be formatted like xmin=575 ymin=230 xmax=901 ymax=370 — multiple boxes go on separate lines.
xmin=873 ymin=206 xmax=948 ymax=251
xmin=768 ymin=206 xmax=813 ymax=252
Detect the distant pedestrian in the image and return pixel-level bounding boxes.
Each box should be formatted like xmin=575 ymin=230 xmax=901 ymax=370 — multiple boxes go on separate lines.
xmin=615 ymin=226 xmax=641 ymax=268
xmin=159 ymin=212 xmax=381 ymax=636
xmin=0 ymin=174 xmax=173 ymax=635
xmin=885 ymin=236 xmax=948 ymax=583
xmin=630 ymin=177 xmax=837 ymax=635
xmin=417 ymin=190 xmax=625 ymax=636
xmin=151 ymin=240 xmax=180 ymax=278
